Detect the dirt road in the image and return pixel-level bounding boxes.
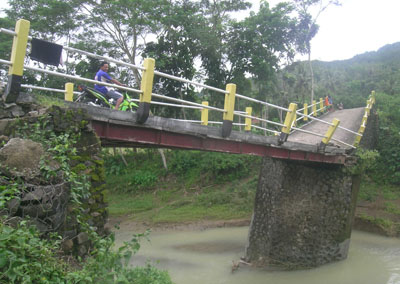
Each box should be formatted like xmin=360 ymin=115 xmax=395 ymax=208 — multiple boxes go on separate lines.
xmin=287 ymin=107 xmax=365 ymax=148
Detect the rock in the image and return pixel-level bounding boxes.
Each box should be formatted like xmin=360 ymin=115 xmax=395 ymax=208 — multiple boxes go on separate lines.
xmin=63 ymin=229 xmax=77 ymax=239
xmin=0 ymin=119 xmax=14 ymax=133
xmin=5 ymin=216 xmax=23 ymax=227
xmin=28 ymin=219 xmax=49 ymax=233
xmin=61 ymin=239 xmax=74 ymax=253
xmin=0 ymin=138 xmax=44 ymax=179
xmin=76 ymin=232 xmax=89 ymax=244
xmin=90 ymin=211 xmax=101 ymax=217
xmin=78 ymin=244 xmax=88 ymax=256
xmin=7 ymin=198 xmax=20 ymax=216
xmin=0 ymin=135 xmax=9 ymax=144
xmin=16 ymin=92 xmax=34 ymax=105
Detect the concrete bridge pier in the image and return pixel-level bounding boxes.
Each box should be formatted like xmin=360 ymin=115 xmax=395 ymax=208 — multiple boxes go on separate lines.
xmin=244 ymin=156 xmax=360 ymax=269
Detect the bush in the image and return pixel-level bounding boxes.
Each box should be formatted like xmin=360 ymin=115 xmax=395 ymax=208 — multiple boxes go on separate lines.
xmin=0 ymin=220 xmax=173 ymax=284
xmin=372 ymin=93 xmax=400 ymax=184
xmin=168 ymin=150 xmax=260 ymax=182
xmin=129 ymin=170 xmax=158 ymax=189
xmin=0 ymin=220 xmax=66 ymax=284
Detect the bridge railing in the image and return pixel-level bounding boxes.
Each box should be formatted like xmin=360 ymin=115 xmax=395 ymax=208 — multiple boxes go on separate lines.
xmin=1 ymin=19 xmax=364 ymax=150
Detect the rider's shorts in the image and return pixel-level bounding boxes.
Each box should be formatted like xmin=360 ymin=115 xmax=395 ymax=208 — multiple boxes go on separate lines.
xmin=107 ymin=89 xmax=123 ymax=101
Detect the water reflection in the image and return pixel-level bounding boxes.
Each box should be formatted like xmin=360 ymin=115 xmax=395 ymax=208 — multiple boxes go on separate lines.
xmin=115 ymin=227 xmax=400 ymax=284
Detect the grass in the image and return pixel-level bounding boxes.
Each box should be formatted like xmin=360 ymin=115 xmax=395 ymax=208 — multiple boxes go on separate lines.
xmin=358 ymin=180 xmax=400 ymax=201
xmin=384 ymin=202 xmax=400 ymax=215
xmin=106 ymin=178 xmax=256 ymax=223
xmin=104 ymin=149 xmax=260 ymax=224
xmin=358 ymin=180 xmax=379 ymax=201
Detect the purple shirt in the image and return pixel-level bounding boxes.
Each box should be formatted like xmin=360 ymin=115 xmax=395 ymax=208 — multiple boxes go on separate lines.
xmin=94 ymin=70 xmax=112 ymax=94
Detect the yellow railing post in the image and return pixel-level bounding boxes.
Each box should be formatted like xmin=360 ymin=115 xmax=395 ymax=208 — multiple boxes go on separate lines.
xmin=303 ymin=103 xmax=308 ymax=121
xmin=279 ymin=102 xmax=297 ymax=144
xmin=201 ymin=101 xmax=209 ymax=126
xmin=312 ymin=100 xmax=317 ymax=117
xmin=245 ymin=107 xmax=252 ymax=131
xmin=354 ymin=122 xmax=366 ymax=147
xmin=4 ymin=19 xmax=30 ymax=103
xmin=136 ymin=58 xmax=155 ymax=124
xmin=65 ymin=83 xmax=74 ymax=102
xmin=320 ymin=118 xmax=340 ymax=150
xmin=319 ymin=98 xmax=324 ymax=113
xmin=370 ymin=90 xmax=376 ymax=104
xmin=365 ymin=99 xmax=371 ymax=116
xmin=221 ymin=83 xmax=236 ymax=137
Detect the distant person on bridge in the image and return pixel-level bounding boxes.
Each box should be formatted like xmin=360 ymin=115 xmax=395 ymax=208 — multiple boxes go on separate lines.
xmin=94 ymin=61 xmax=125 ymax=110
xmin=325 ymin=95 xmax=333 ymax=111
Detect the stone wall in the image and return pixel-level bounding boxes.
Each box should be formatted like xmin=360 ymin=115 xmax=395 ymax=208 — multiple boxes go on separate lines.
xmin=0 ymin=97 xmax=108 ymax=257
xmin=245 ymin=157 xmax=360 ymax=269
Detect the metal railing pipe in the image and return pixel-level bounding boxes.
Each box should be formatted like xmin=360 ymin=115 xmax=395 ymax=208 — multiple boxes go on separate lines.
xmin=153 ymin=70 xmax=228 ymax=95
xmin=21 ymin=84 xmax=80 ymax=95
xmin=236 ymin=93 xmax=289 ymax=112
xmin=233 ymin=111 xmax=285 ymax=128
xmin=22 ymin=65 xmax=142 ymax=94
xmin=129 ymin=98 xmax=202 ymax=110
xmin=151 ymin=93 xmax=225 ymax=113
xmin=252 ymin=125 xmax=280 ymax=134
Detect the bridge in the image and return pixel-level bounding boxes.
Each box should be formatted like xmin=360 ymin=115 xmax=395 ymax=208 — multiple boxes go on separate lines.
xmin=0 ymin=19 xmax=377 ymax=269
xmin=1 ymin=20 xmax=373 ymax=167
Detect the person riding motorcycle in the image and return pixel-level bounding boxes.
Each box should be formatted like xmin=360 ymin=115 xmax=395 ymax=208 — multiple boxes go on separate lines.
xmin=94 ymin=61 xmax=125 ymax=110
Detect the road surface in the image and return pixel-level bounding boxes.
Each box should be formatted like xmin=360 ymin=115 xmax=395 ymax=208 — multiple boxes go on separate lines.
xmin=287 ymin=107 xmax=365 ymax=149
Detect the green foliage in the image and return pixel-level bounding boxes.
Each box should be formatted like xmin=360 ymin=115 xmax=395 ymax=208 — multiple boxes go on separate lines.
xmin=129 ymin=170 xmax=158 ymax=189
xmin=105 ymin=149 xmax=259 ymax=222
xmin=0 ymin=178 xmax=20 ymax=209
xmin=104 ymin=149 xmax=165 ymax=192
xmin=1 ymin=109 xmax=173 ymax=283
xmin=197 ymin=191 xmax=233 ymax=207
xmin=0 ymin=220 xmax=66 ymax=284
xmin=0 ymin=220 xmax=173 ymax=284
xmin=358 ymin=181 xmax=379 ymax=202
xmin=384 ymin=202 xmax=400 ymax=215
xmin=169 ymin=150 xmax=260 ymax=182
xmin=373 ymin=93 xmax=400 ymax=184
xmin=346 ymin=148 xmax=379 ymax=175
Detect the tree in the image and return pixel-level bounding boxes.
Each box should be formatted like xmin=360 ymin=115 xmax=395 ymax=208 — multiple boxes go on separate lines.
xmin=294 ymin=0 xmax=341 ymax=104
xmin=76 ymin=0 xmax=170 ymax=85
xmin=225 ymin=1 xmax=309 ymax=123
xmin=143 ymin=0 xmax=201 ymax=119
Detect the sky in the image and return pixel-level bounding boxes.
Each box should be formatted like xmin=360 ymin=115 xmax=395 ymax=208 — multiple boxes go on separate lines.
xmin=249 ymin=0 xmax=400 ymax=61
xmin=1 ymin=0 xmax=400 ymax=62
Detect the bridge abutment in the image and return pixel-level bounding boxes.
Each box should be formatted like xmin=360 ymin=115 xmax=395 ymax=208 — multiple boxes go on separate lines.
xmin=245 ymin=157 xmax=360 ymax=269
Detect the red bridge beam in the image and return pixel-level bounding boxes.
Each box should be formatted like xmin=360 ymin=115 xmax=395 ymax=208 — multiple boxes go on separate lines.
xmin=91 ymin=120 xmax=346 ymax=164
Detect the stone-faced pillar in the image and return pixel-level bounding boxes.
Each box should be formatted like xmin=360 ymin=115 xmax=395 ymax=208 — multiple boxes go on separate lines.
xmin=245 ymin=157 xmax=360 ymax=269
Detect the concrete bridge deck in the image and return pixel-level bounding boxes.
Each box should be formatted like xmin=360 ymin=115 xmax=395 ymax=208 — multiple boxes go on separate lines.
xmin=288 ymin=107 xmax=365 ymax=148
xmin=65 ymin=102 xmax=362 ymax=165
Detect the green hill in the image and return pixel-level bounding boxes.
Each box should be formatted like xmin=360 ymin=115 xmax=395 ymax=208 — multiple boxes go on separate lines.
xmin=281 ymin=42 xmax=400 ymax=108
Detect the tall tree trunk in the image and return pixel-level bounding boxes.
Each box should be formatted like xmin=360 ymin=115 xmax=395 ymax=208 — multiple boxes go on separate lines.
xmin=308 ymin=49 xmax=314 ymax=105
xmin=158 ymin=149 xmax=168 ymax=170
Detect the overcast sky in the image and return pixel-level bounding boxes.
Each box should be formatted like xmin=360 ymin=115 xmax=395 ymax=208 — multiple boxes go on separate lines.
xmin=249 ymin=0 xmax=400 ymax=61
xmin=1 ymin=0 xmax=400 ymax=62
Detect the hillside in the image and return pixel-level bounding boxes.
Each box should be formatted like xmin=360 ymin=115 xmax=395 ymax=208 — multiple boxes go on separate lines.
xmin=281 ymin=42 xmax=400 ymax=108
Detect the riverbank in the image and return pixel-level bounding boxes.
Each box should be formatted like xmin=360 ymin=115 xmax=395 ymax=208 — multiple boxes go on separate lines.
xmin=107 ymin=202 xmax=400 ymax=238
xmin=104 ymin=150 xmax=400 ymax=238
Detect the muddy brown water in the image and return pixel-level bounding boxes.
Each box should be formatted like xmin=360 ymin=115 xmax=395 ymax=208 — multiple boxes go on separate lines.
xmin=114 ymin=226 xmax=400 ymax=284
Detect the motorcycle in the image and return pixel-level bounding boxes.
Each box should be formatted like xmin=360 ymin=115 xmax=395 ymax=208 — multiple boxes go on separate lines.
xmin=75 ymin=85 xmax=138 ymax=111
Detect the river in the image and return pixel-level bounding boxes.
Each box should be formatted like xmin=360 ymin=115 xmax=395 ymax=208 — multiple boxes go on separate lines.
xmin=115 ymin=226 xmax=400 ymax=284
